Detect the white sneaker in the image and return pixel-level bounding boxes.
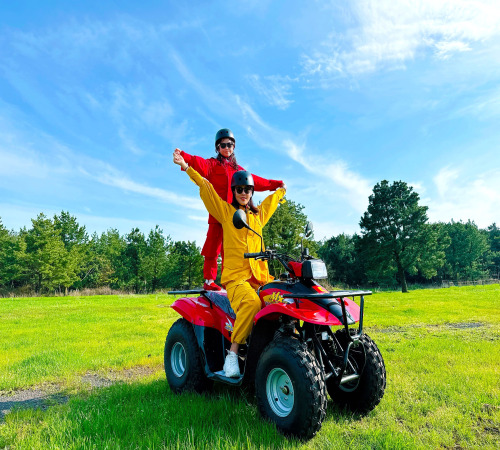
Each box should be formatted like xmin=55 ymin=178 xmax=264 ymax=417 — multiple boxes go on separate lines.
xmin=223 ymin=351 xmax=240 ymax=378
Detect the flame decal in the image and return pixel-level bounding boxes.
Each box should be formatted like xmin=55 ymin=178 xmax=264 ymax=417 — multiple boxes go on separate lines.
xmin=224 ymin=319 xmax=233 ymax=332
xmin=263 ymin=291 xmax=284 ymax=305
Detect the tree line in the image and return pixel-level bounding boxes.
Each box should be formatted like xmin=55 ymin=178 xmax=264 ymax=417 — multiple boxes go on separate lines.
xmin=1 ymin=180 xmax=498 ymax=295
xmin=0 ymin=211 xmax=203 ymax=295
xmin=318 ymin=181 xmax=499 ymax=292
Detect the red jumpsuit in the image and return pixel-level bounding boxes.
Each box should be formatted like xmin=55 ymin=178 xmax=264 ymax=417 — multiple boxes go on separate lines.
xmin=180 ymin=150 xmax=283 ymax=280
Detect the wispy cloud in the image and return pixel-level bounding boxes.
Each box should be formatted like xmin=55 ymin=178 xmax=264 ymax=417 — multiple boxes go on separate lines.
xmin=302 ymin=0 xmax=500 ymax=78
xmin=7 ymin=17 xmax=207 ymax=66
xmin=433 ymin=166 xmax=460 ymax=198
xmin=232 ymin=97 xmax=373 ymax=212
xmin=429 ymin=165 xmax=500 ymax=226
xmin=0 ymin=145 xmax=51 ymax=179
xmin=246 ymin=74 xmax=295 ymax=110
xmin=282 ymin=139 xmax=372 ymax=213
xmin=1 ymin=19 xmax=202 ymax=153
xmin=94 ymin=167 xmax=204 ymax=211
xmin=313 ymin=219 xmax=360 ymax=241
xmin=188 ymin=215 xmax=209 ymax=222
xmin=0 ymin=117 xmax=203 ymax=211
xmin=452 ymin=87 xmax=500 ymax=120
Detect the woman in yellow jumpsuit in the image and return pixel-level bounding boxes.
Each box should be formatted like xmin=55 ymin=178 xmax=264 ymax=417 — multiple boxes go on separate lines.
xmin=173 ymin=151 xmax=286 ymax=377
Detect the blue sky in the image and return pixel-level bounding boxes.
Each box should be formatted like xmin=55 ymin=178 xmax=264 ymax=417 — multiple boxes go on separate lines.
xmin=1 ymin=0 xmax=499 ymax=245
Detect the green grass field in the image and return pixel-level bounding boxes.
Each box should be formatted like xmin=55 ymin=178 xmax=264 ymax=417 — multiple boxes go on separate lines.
xmin=1 ymin=285 xmax=499 ymax=449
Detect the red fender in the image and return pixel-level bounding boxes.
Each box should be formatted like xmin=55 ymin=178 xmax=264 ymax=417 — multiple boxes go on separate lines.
xmin=171 ymin=297 xmax=234 ymax=341
xmin=171 ymin=297 xmax=217 ymax=328
xmin=254 ymin=297 xmax=361 ymax=326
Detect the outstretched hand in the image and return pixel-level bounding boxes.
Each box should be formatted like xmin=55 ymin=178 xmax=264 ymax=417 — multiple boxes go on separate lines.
xmin=173 ymin=148 xmax=188 ymax=170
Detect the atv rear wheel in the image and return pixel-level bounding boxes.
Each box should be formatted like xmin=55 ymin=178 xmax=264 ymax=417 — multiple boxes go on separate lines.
xmin=327 ymin=329 xmax=386 ymax=413
xmin=255 ymin=337 xmax=327 ymax=439
xmin=164 ymin=318 xmax=212 ymax=393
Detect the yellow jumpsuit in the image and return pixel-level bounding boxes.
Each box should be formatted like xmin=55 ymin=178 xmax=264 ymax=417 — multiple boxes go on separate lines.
xmin=186 ymin=166 xmax=286 ymax=344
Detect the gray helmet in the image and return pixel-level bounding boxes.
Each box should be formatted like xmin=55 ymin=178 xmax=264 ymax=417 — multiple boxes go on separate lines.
xmin=215 ymin=128 xmax=235 ymax=147
xmin=231 ymin=170 xmax=254 ymax=189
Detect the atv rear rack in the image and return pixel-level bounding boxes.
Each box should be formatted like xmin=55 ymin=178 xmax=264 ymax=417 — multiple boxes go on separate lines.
xmin=168 ymin=289 xmax=207 ymax=295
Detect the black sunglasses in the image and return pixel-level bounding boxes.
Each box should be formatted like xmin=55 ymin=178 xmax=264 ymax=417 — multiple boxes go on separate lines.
xmin=218 ymin=142 xmax=234 ymax=149
xmin=235 ymin=186 xmax=253 ymax=194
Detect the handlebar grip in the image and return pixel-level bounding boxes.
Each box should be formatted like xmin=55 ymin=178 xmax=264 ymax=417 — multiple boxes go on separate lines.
xmin=244 ymin=252 xmax=263 ymax=258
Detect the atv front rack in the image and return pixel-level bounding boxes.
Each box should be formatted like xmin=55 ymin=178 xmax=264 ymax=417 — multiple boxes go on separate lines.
xmin=283 ymin=289 xmax=372 ymax=385
xmin=282 ymin=289 xmax=371 ymax=335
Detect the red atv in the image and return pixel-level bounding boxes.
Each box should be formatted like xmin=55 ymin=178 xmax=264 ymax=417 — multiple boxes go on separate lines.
xmin=164 ymin=211 xmax=386 ymax=439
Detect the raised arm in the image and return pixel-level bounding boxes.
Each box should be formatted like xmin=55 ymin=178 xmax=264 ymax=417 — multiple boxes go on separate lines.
xmin=252 ymin=172 xmax=284 ymax=192
xmin=173 ymin=150 xmax=226 ymax=223
xmin=175 ymin=148 xmax=210 ymax=178
xmin=259 ymin=187 xmax=286 ymax=227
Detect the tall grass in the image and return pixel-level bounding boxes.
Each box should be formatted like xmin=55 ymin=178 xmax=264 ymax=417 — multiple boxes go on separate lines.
xmin=1 ymin=285 xmax=499 ymax=448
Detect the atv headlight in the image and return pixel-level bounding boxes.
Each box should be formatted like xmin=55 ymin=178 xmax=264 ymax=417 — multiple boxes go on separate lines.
xmin=302 ymin=259 xmax=328 ymax=279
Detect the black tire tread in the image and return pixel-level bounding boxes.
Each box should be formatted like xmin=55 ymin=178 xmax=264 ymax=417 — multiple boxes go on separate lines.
xmin=328 ymin=330 xmax=386 ymax=413
xmin=164 ymin=318 xmax=212 ymax=393
xmin=256 ymin=337 xmax=327 ymax=439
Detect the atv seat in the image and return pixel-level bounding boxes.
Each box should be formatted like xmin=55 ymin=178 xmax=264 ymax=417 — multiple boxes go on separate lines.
xmin=203 ymin=291 xmax=236 ymax=320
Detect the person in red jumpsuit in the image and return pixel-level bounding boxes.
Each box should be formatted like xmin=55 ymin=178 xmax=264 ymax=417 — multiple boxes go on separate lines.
xmin=174 ymin=128 xmax=283 ymax=291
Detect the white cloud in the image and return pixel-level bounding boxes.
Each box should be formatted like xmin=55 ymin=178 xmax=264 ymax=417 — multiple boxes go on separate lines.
xmin=433 ymin=166 xmax=460 ymax=197
xmin=409 ymin=181 xmax=425 ymax=194
xmin=282 ymin=139 xmax=372 ymax=213
xmin=428 ymin=165 xmax=500 ymax=226
xmin=246 ymin=74 xmax=295 ymax=110
xmin=236 ymin=96 xmax=276 ymax=135
xmin=302 ymin=0 xmax=500 ymax=78
xmin=95 ymin=169 xmax=204 ymax=211
xmin=233 ymin=97 xmax=373 ymax=213
xmin=0 ymin=147 xmax=50 ymax=179
xmin=313 ymin=219 xmax=360 ymax=241
xmin=188 ymin=215 xmax=209 ymax=222
xmin=452 ymin=87 xmax=500 ymax=120
xmin=433 ymin=40 xmax=471 ymax=60
xmin=0 ymin=119 xmax=203 ymax=211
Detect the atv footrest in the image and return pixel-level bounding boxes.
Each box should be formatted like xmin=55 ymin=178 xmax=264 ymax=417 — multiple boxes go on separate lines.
xmin=211 ymin=370 xmax=243 ymax=385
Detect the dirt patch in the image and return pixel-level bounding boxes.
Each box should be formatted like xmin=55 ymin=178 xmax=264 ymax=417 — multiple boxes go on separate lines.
xmin=0 ymin=366 xmax=160 ymax=422
xmin=445 ymin=322 xmax=484 ymax=329
xmin=376 ymin=322 xmax=486 ymax=333
xmin=0 ymin=388 xmax=68 ymax=422
xmin=80 ymin=366 xmax=157 ymax=388
xmin=481 ymin=403 xmax=500 ymax=413
xmin=477 ymin=413 xmax=500 ymax=436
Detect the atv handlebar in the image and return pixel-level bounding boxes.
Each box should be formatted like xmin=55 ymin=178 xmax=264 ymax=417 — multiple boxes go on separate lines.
xmin=244 ymin=250 xmax=278 ymax=260
xmin=244 ymin=252 xmax=266 ymax=259
xmin=244 ymin=250 xmax=294 ymax=272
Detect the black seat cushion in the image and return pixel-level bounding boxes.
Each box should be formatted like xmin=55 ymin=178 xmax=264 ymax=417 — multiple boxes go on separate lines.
xmin=203 ymin=291 xmax=236 ymax=320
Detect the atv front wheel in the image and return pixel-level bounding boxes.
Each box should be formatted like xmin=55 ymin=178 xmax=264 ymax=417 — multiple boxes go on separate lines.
xmin=164 ymin=318 xmax=212 ymax=393
xmin=327 ymin=329 xmax=386 ymax=413
xmin=255 ymin=337 xmax=327 ymax=439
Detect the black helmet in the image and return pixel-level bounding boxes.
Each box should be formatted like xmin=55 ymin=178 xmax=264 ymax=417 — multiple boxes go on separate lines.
xmin=231 ymin=170 xmax=254 ymax=189
xmin=215 ymin=128 xmax=235 ymax=147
